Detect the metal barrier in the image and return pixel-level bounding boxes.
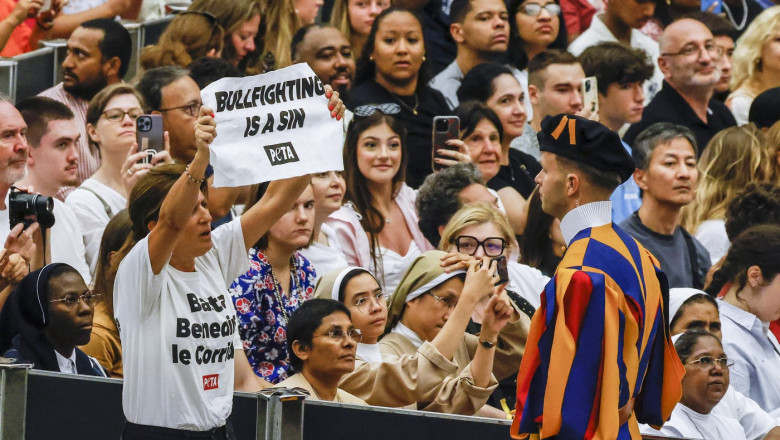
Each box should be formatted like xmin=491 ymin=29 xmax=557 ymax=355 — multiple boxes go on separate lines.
xmin=0 ymin=365 xmax=692 ymax=440
xmin=38 ymin=39 xmax=67 ymax=85
xmin=141 ymin=15 xmax=175 ymax=49
xmin=123 ymin=22 xmax=143 ymax=83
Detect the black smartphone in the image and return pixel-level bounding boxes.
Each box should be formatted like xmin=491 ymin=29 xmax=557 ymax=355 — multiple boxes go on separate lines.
xmin=491 ymin=255 xmax=509 ymax=286
xmin=432 ymin=116 xmax=459 ymax=172
xmin=136 ymin=115 xmax=164 ymax=164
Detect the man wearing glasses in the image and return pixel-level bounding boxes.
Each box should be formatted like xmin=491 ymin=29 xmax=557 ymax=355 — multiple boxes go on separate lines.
xmin=624 ymin=18 xmax=736 ymax=155
xmin=511 ymin=114 xmax=684 ymax=440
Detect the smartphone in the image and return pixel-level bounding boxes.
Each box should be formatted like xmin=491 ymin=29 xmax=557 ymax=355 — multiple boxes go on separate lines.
xmin=136 ymin=115 xmax=164 ymax=164
xmin=39 ymin=0 xmax=52 ymax=13
xmin=580 ymin=76 xmax=599 ymax=117
xmin=491 ymin=255 xmax=509 ymax=286
xmin=432 ymin=116 xmax=460 ymax=172
xmin=701 ymin=0 xmax=722 ymax=13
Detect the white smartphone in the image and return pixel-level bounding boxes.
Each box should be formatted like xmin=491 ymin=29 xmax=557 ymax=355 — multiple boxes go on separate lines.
xmin=581 ymin=76 xmax=599 ymax=116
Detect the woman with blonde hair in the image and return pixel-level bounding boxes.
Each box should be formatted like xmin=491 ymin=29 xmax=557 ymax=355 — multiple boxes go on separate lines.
xmin=765 ymin=120 xmax=780 ymax=183
xmin=726 ymin=6 xmax=780 ymax=125
xmin=188 ymin=0 xmax=262 ymax=71
xmin=330 ymin=0 xmax=391 ymax=56
xmin=140 ymin=11 xmax=225 ymax=70
xmin=248 ymin=0 xmax=301 ymax=74
xmin=439 ymin=203 xmax=548 ymax=312
xmin=680 ymin=125 xmax=773 ymax=265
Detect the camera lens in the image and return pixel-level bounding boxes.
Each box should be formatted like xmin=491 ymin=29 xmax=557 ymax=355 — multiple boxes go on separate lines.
xmin=436 ymin=119 xmax=449 ymax=132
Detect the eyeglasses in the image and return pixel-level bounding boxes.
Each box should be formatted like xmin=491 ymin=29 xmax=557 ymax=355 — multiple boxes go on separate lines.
xmin=353 ymin=103 xmax=401 ymax=117
xmin=686 ymin=356 xmax=734 ymax=369
xmin=314 ymin=328 xmax=363 ymax=343
xmin=353 ymin=291 xmax=387 ymax=315
xmin=661 ymin=42 xmax=723 ymax=60
xmin=452 ymin=235 xmax=506 ymax=257
xmin=102 ymin=108 xmax=144 ymax=122
xmin=49 ymin=291 xmax=101 ymax=309
xmin=158 ymin=101 xmax=202 ymax=117
xmin=427 ymin=291 xmax=458 ymax=310
xmin=518 ymin=2 xmax=561 ymax=16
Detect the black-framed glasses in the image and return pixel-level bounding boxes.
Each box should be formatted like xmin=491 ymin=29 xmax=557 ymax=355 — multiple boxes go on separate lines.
xmin=452 ymin=235 xmax=506 ymax=257
xmin=158 ymin=100 xmax=202 ymax=117
xmin=50 ymin=291 xmax=101 ymax=309
xmin=314 ymin=328 xmax=363 ymax=343
xmin=686 ymin=356 xmax=734 ymax=369
xmin=427 ymin=292 xmax=458 ymax=310
xmin=661 ymin=42 xmax=723 ymax=60
xmin=353 ymin=103 xmax=401 ymax=117
xmin=518 ymin=2 xmax=561 ymax=16
xmin=102 ymin=108 xmax=144 ymax=122
xmin=353 ymin=291 xmax=387 ymax=315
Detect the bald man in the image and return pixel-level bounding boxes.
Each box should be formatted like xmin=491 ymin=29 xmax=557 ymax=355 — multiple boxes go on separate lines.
xmin=623 ymin=18 xmax=735 ymax=154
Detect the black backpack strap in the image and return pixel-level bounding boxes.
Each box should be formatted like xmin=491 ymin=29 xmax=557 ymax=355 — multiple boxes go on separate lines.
xmin=680 ymin=228 xmax=702 ymax=290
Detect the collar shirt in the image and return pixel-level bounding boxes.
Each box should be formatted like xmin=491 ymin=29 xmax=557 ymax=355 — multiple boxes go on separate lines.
xmin=55 ymin=350 xmax=78 ymax=374
xmin=717 ymin=298 xmax=780 ymax=416
xmin=560 ymin=201 xmax=612 ymax=245
xmin=429 ymin=61 xmax=464 ymax=110
xmin=392 ymin=322 xmax=425 ymax=349
xmin=568 ymin=14 xmax=663 ymax=102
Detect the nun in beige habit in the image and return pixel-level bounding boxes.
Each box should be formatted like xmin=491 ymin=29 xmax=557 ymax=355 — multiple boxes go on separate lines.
xmin=380 ymin=250 xmax=527 ymax=416
xmin=314 ymin=262 xmax=502 ymax=415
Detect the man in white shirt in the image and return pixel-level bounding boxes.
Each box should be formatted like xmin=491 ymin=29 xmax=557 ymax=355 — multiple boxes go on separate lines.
xmin=567 ymin=0 xmax=663 ymax=101
xmin=14 ymin=97 xmax=91 ymax=283
xmin=429 ymin=0 xmax=510 ymax=109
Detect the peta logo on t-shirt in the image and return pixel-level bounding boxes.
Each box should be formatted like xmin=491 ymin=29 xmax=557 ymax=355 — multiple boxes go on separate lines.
xmin=263 ymin=142 xmax=300 ymax=166
xmin=203 ymin=374 xmax=219 ymax=390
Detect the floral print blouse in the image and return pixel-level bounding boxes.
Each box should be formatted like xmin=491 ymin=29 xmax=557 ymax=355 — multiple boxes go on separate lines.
xmin=229 ymin=248 xmax=316 ymax=383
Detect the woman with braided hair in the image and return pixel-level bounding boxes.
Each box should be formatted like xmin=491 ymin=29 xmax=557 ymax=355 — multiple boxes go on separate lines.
xmin=707 ymin=224 xmax=780 ymax=416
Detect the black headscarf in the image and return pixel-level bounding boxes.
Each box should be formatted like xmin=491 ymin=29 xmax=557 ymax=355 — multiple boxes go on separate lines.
xmin=0 ymin=263 xmax=75 ymax=371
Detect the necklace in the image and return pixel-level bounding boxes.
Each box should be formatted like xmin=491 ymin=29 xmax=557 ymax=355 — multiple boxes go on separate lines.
xmin=722 ymin=0 xmax=748 ymax=31
xmin=389 ymin=92 xmax=418 ymax=115
xmin=269 ymin=256 xmax=299 ymax=324
xmin=683 ymin=407 xmax=723 ymax=440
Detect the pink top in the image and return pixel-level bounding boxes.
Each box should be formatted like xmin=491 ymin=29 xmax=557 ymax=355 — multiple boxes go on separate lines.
xmin=324 ymin=184 xmax=433 ymax=270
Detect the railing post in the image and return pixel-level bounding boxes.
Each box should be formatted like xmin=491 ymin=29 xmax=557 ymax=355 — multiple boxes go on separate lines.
xmin=256 ymin=390 xmax=305 ymax=440
xmin=0 ymin=363 xmax=31 ymax=440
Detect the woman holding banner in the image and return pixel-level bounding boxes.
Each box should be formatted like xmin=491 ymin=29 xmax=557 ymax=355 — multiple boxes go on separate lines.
xmin=113 ymin=88 xmax=344 ymax=438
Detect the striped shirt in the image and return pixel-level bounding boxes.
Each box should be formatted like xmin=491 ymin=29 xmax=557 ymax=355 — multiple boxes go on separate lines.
xmin=39 ymin=83 xmax=100 ymax=200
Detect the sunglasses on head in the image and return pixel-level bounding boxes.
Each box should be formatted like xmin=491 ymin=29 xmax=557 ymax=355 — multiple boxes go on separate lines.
xmin=353 ymin=103 xmax=401 ymax=118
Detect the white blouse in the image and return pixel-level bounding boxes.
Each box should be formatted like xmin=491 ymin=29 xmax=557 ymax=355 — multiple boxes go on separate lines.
xmin=640 ymin=403 xmax=747 ymax=439
xmin=377 ymin=241 xmax=421 ymax=296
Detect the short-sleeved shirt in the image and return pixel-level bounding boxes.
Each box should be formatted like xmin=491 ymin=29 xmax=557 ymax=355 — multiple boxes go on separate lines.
xmin=229 ymin=249 xmax=316 ymax=384
xmin=114 ymin=220 xmax=248 ymax=431
xmin=623 ymin=81 xmax=737 ymax=155
xmin=619 ymin=211 xmax=711 ymax=289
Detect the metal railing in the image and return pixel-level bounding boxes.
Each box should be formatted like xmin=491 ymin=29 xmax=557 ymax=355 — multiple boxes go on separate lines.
xmin=0 ymin=14 xmax=175 ymax=103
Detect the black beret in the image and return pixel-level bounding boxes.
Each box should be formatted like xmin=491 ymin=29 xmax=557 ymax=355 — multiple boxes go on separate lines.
xmin=537 ymin=114 xmax=635 ymax=183
xmin=748 ymin=87 xmax=780 ymax=129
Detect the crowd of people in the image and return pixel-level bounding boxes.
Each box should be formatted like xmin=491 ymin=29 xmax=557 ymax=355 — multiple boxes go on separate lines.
xmin=0 ymin=0 xmax=779 ymax=438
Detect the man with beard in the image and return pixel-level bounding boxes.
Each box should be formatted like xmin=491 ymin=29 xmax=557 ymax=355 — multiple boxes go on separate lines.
xmin=429 ymin=0 xmax=510 ymax=109
xmin=14 ymin=97 xmax=91 ymax=283
xmin=623 ymin=19 xmax=736 ymax=155
xmin=39 ymin=18 xmax=131 ymax=199
xmin=291 ymin=24 xmax=355 ymax=102
xmin=568 ymin=0 xmax=663 ymax=101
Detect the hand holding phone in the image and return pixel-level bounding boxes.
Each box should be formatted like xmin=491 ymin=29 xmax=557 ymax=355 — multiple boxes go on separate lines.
xmin=579 ymin=76 xmax=599 ymax=121
xmin=491 ymin=255 xmax=509 ymax=286
xmin=136 ymin=115 xmax=164 ymax=164
xmin=432 ymin=116 xmax=460 ymax=172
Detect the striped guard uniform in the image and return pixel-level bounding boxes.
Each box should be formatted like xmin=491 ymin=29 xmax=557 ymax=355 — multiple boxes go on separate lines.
xmin=511 ymin=222 xmax=684 ymax=440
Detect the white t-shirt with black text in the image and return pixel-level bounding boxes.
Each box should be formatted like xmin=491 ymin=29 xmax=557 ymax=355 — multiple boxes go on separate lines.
xmin=114 ymin=219 xmax=249 ymax=431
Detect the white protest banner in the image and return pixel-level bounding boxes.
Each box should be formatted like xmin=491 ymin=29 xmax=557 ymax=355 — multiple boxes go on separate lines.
xmin=201 ymin=63 xmax=344 ymax=187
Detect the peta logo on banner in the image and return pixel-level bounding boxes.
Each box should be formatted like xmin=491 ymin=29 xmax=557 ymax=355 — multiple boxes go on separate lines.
xmin=264 ymin=142 xmax=300 ymax=166
xmin=203 ymin=374 xmax=219 ymax=390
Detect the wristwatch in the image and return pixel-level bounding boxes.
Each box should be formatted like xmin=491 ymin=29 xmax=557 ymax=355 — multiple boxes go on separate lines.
xmin=479 ymin=339 xmax=496 ymax=349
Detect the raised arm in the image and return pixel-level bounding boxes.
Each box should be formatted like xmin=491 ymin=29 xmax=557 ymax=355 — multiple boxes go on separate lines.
xmin=146 ymin=106 xmax=213 ymax=274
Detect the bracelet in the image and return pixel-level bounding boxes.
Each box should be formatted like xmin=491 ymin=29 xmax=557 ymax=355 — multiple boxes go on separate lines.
xmin=184 ymin=164 xmax=206 ymax=185
xmin=35 ymin=17 xmax=54 ymax=30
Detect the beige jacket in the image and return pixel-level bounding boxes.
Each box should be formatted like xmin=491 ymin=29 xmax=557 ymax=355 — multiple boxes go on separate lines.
xmin=274 ymin=373 xmax=367 ymax=405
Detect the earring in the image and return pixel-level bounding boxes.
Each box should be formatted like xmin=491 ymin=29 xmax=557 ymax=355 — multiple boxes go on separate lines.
xmin=423 ymin=56 xmax=427 ymax=61
xmin=369 ymin=56 xmax=374 ymax=62
xmin=756 ymin=58 xmax=763 ymax=72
